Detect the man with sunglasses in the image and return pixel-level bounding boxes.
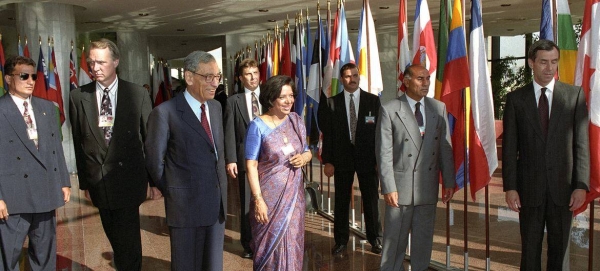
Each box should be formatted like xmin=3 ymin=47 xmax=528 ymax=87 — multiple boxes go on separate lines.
xmin=146 ymin=51 xmax=227 ymax=270
xmin=0 ymin=56 xmax=71 ymax=271
xmin=69 ymin=38 xmax=152 ymax=271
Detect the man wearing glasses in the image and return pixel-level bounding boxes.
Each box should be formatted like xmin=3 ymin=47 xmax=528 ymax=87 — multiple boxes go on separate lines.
xmin=69 ymin=38 xmax=152 ymax=271
xmin=0 ymin=56 xmax=71 ymax=270
xmin=145 ymin=51 xmax=227 ymax=271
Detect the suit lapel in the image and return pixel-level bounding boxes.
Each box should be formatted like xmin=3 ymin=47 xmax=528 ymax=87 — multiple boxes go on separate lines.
xmin=335 ymin=93 xmax=350 ymax=139
xmin=547 ymin=83 xmax=566 ymax=139
xmin=236 ymin=94 xmax=251 ymax=125
xmin=0 ymin=96 xmax=42 ymax=159
xmin=176 ymin=95 xmax=212 ymax=146
xmin=423 ymin=98 xmax=438 ymax=141
xmin=396 ymin=95 xmax=422 ymax=149
xmin=521 ymin=85 xmax=546 ymax=141
xmin=80 ymin=83 xmax=107 ymax=149
xmin=208 ymin=100 xmax=221 ymax=149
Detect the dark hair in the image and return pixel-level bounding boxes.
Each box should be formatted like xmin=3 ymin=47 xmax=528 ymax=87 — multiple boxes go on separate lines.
xmin=4 ymin=56 xmax=36 ymax=76
xmin=340 ymin=62 xmax=358 ymax=75
xmin=528 ymin=39 xmax=560 ymax=61
xmin=90 ymin=38 xmax=121 ymax=60
xmin=259 ymin=75 xmax=296 ymax=111
xmin=238 ymin=58 xmax=259 ymax=76
xmin=403 ymin=64 xmax=427 ymax=79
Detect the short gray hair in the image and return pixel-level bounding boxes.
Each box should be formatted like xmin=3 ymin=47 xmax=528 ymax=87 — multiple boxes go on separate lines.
xmin=184 ymin=51 xmax=216 ymax=72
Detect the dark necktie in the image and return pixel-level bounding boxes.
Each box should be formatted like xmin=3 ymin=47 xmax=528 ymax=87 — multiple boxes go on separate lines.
xmin=100 ymin=87 xmax=112 ymax=145
xmin=415 ymin=102 xmax=424 ymax=137
xmin=349 ymin=93 xmax=357 ymax=145
xmin=201 ymin=103 xmax=214 ymax=145
xmin=251 ymin=91 xmax=259 ymax=119
xmin=23 ymin=100 xmax=38 ymax=148
xmin=538 ymin=87 xmax=549 ymax=137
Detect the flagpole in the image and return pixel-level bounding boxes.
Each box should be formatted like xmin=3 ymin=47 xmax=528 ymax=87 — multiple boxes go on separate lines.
xmin=463 ymin=87 xmax=469 ymax=271
xmin=589 ymin=202 xmax=594 ymax=271
xmin=485 ymin=185 xmax=490 ymax=271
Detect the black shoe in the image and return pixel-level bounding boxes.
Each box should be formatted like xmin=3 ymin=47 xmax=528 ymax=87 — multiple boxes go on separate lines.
xmin=242 ymin=249 xmax=253 ymax=259
xmin=331 ymin=244 xmax=347 ymax=256
xmin=370 ymin=243 xmax=382 ymax=254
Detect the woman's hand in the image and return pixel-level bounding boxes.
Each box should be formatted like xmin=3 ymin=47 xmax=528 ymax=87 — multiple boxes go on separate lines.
xmin=254 ymin=198 xmax=269 ymax=224
xmin=289 ymin=153 xmax=305 ymax=168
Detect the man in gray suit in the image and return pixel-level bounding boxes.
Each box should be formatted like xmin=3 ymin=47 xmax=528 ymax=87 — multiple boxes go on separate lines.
xmin=376 ymin=64 xmax=455 ymax=271
xmin=503 ymin=39 xmax=590 ymax=271
xmin=146 ymin=51 xmax=227 ymax=271
xmin=0 ymin=56 xmax=71 ymax=271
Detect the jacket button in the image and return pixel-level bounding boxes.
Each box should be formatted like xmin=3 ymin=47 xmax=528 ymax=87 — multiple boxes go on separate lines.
xmin=54 ymin=168 xmax=57 ymax=171
xmin=52 ymin=133 xmax=55 ymax=137
xmin=17 ymin=157 xmax=20 ymax=160
xmin=432 ymin=152 xmax=435 ymax=155
xmin=24 ymin=174 xmax=28 ymax=178
xmin=435 ymin=137 xmax=438 ymax=140
xmin=408 ymin=154 xmax=412 ymax=157
xmin=53 ymin=151 xmax=56 ymax=154
xmin=404 ymin=138 xmax=409 ymax=142
xmin=119 ymin=162 xmax=123 ymax=166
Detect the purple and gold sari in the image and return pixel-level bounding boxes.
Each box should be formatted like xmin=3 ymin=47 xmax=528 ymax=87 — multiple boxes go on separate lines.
xmin=245 ymin=112 xmax=307 ymax=271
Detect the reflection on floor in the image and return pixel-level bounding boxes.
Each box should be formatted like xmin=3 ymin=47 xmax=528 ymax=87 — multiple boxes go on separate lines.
xmin=18 ymin=159 xmax=599 ymax=270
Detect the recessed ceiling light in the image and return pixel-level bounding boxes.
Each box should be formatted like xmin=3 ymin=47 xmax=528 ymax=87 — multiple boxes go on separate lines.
xmin=501 ymin=4 xmax=511 ymax=7
xmin=507 ymin=28 xmax=514 ymax=31
xmin=259 ymin=9 xmax=269 ymax=12
xmin=139 ymin=13 xmax=149 ymax=17
xmin=177 ymin=28 xmax=185 ymax=31
xmin=350 ymin=28 xmax=358 ymax=31
xmin=379 ymin=7 xmax=389 ymax=9
xmin=268 ymin=19 xmax=276 ymax=22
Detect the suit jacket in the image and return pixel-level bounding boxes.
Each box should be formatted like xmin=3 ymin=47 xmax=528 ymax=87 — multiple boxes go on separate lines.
xmin=0 ymin=95 xmax=70 ymax=214
xmin=502 ymin=81 xmax=590 ymax=207
xmin=145 ymin=94 xmax=227 ymax=227
xmin=376 ymin=94 xmax=455 ymax=205
xmin=224 ymin=92 xmax=253 ymax=172
xmin=69 ymin=79 xmax=151 ymax=210
xmin=318 ymin=89 xmax=381 ymax=173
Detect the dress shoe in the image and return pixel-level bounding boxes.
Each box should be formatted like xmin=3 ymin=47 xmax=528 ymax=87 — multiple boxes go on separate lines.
xmin=331 ymin=244 xmax=347 ymax=256
xmin=370 ymin=243 xmax=382 ymax=254
xmin=242 ymin=250 xmax=253 ymax=259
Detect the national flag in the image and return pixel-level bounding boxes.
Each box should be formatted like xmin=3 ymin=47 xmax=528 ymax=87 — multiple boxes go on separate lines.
xmin=357 ymin=0 xmax=383 ymax=96
xmin=440 ymin=0 xmax=469 ymax=190
xmin=435 ymin=0 xmax=451 ymax=100
xmin=323 ymin=4 xmax=340 ymax=97
xmin=294 ymin=17 xmax=306 ymax=118
xmin=307 ymin=13 xmax=325 ymax=138
xmin=260 ymin=41 xmax=268 ymax=83
xmin=280 ymin=27 xmax=293 ymax=77
xmin=328 ymin=2 xmax=353 ymax=96
xmin=412 ymin=0 xmax=437 ymax=97
xmin=540 ymin=0 xmax=555 ymax=41
xmin=0 ymin=34 xmax=7 ymax=96
xmin=78 ymin=47 xmax=93 ymax=86
xmin=23 ymin=40 xmax=30 ymax=58
xmin=69 ymin=48 xmax=78 ymax=90
xmin=32 ymin=47 xmax=48 ymax=100
xmin=397 ymin=0 xmax=411 ymax=93
xmin=574 ymin=0 xmax=600 ymax=216
xmin=48 ymin=42 xmax=65 ymax=124
xmin=556 ymin=0 xmax=578 ymax=84
xmin=266 ymin=38 xmax=273 ymax=79
xmin=469 ymin=0 xmax=498 ymax=200
xmin=273 ymin=31 xmax=280 ymax=76
xmin=18 ymin=38 xmax=23 ymax=57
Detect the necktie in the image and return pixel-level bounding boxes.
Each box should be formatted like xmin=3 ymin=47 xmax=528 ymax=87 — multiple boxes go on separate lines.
xmin=538 ymin=87 xmax=549 ymax=137
xmin=415 ymin=102 xmax=424 ymax=138
xmin=349 ymin=93 xmax=357 ymax=145
xmin=23 ymin=101 xmax=38 ymax=148
xmin=100 ymin=87 xmax=112 ymax=145
xmin=251 ymin=91 xmax=259 ymax=119
xmin=201 ymin=103 xmax=214 ymax=145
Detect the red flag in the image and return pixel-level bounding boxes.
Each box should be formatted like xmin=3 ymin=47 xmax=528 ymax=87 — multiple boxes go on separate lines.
xmin=412 ymin=0 xmax=437 ymax=97
xmin=23 ymin=42 xmax=30 ymax=58
xmin=397 ymin=0 xmax=410 ymax=93
xmin=78 ymin=47 xmax=93 ymax=86
xmin=49 ymin=44 xmax=65 ymax=124
xmin=280 ymin=28 xmax=292 ymax=77
xmin=69 ymin=49 xmax=78 ymax=90
xmin=32 ymin=47 xmax=48 ymax=99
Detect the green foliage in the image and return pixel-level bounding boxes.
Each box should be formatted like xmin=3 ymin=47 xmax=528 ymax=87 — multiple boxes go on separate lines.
xmin=490 ymin=57 xmax=532 ymax=119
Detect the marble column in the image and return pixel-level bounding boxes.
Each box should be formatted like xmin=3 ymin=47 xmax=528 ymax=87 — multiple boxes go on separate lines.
xmin=117 ymin=31 xmax=150 ymax=86
xmin=16 ymin=2 xmax=77 ymax=172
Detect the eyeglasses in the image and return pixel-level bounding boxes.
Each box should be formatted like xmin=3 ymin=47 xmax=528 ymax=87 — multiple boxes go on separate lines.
xmin=11 ymin=73 xmax=37 ymax=81
xmin=190 ymin=71 xmax=222 ymax=83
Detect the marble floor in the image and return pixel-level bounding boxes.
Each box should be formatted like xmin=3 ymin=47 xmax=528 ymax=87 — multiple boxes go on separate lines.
xmin=16 ymin=159 xmax=600 ymax=270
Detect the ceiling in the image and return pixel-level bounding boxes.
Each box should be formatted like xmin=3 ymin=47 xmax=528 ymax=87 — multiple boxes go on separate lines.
xmin=0 ymin=0 xmax=587 ymax=60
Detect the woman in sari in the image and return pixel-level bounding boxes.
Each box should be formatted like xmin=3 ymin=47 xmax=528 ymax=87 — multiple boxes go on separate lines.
xmin=245 ymin=75 xmax=312 ymax=270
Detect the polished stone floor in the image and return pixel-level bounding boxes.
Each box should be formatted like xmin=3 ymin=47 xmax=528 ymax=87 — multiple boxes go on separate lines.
xmin=16 ymin=159 xmax=600 ymax=270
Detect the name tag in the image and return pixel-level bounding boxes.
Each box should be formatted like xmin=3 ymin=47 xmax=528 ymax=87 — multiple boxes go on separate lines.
xmin=27 ymin=128 xmax=38 ymax=140
xmin=281 ymin=143 xmax=295 ymax=157
xmin=98 ymin=115 xmax=114 ymax=127
xmin=365 ymin=116 xmax=376 ymax=124
xmin=419 ymin=126 xmax=425 ymax=137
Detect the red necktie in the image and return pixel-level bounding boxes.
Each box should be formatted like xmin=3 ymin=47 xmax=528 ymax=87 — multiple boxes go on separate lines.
xmin=200 ymin=103 xmax=214 ymax=145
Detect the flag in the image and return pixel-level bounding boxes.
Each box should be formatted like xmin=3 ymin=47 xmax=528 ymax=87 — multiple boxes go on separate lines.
xmin=540 ymin=0 xmax=555 ymax=41
xmin=574 ymin=0 xmax=600 ymax=216
xmin=440 ymin=0 xmax=469 ymax=190
xmin=469 ymin=0 xmax=498 ymax=200
xmin=294 ymin=18 xmax=306 ymax=118
xmin=69 ymin=48 xmax=78 ymax=90
xmin=0 ymin=35 xmax=6 ymax=96
xmin=412 ymin=0 xmax=437 ymax=97
xmin=78 ymin=47 xmax=93 ymax=86
xmin=32 ymin=47 xmax=48 ymax=100
xmin=323 ymin=4 xmax=340 ymax=97
xmin=397 ymin=0 xmax=411 ymax=93
xmin=273 ymin=32 xmax=280 ymax=76
xmin=48 ymin=43 xmax=65 ymax=124
xmin=357 ymin=0 xmax=383 ymax=96
xmin=307 ymin=13 xmax=324 ymax=138
xmin=280 ymin=27 xmax=292 ymax=77
xmin=556 ymin=0 xmax=577 ymax=84
xmin=23 ymin=41 xmax=30 ymax=58
xmin=326 ymin=2 xmax=353 ymax=97
xmin=18 ymin=39 xmax=23 ymax=57
xmin=435 ymin=0 xmax=451 ymax=100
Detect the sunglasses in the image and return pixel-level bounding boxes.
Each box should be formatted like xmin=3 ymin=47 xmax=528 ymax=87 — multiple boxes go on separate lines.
xmin=11 ymin=73 xmax=37 ymax=81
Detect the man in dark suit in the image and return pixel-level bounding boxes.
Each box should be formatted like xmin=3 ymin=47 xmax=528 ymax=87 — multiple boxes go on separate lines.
xmin=145 ymin=51 xmax=227 ymax=271
xmin=376 ymin=64 xmax=455 ymax=271
xmin=69 ymin=38 xmax=152 ymax=271
xmin=318 ymin=62 xmax=383 ymax=255
xmin=0 ymin=56 xmax=71 ymax=271
xmin=224 ymin=58 xmax=261 ymax=258
xmin=503 ymin=39 xmax=590 ymax=271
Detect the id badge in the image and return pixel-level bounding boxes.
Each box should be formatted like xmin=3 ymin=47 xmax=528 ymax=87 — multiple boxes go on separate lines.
xmin=365 ymin=116 xmax=376 ymax=124
xmin=419 ymin=126 xmax=425 ymax=137
xmin=98 ymin=115 xmax=114 ymax=127
xmin=281 ymin=143 xmax=295 ymax=157
xmin=27 ymin=128 xmax=38 ymax=140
